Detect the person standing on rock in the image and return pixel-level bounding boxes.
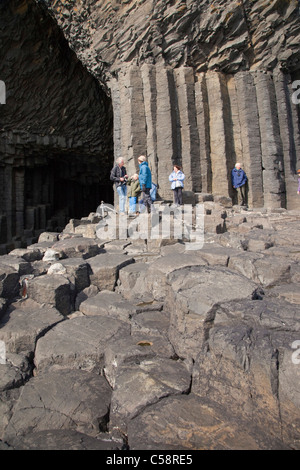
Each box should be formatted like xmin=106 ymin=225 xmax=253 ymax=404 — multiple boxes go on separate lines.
xmin=127 ymin=173 xmax=141 ymax=216
xmin=110 ymin=157 xmax=128 ymax=214
xmin=169 ymin=164 xmax=185 ymax=206
xmin=297 ymin=169 xmax=300 ymax=196
xmin=231 ymin=162 xmax=248 ymax=207
xmin=138 ymin=155 xmax=152 ymax=214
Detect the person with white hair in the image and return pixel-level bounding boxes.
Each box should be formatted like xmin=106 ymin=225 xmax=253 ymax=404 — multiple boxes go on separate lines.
xmin=110 ymin=157 xmax=128 ymax=214
xmin=231 ymin=162 xmax=248 ymax=207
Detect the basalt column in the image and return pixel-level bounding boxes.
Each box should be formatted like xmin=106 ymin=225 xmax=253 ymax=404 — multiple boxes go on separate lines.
xmin=255 ymin=72 xmax=286 ymax=209
xmin=110 ymin=65 xmax=300 ymax=209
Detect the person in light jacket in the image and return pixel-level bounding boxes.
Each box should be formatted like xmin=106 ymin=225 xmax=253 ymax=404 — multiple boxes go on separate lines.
xmin=169 ymin=165 xmax=185 ymax=206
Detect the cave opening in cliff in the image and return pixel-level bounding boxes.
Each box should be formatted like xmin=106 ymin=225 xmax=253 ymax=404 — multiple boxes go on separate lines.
xmin=0 ymin=0 xmax=114 ymax=250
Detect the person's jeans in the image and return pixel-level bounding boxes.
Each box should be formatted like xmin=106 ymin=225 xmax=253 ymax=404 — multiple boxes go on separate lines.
xmin=173 ymin=187 xmax=183 ymax=205
xmin=116 ymin=185 xmax=127 ymax=213
xmin=129 ymin=196 xmax=137 ymax=213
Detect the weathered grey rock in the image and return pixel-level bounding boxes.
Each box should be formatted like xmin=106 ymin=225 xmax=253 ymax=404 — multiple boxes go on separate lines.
xmin=0 ymin=264 xmax=19 ymax=300
xmin=131 ymin=311 xmax=170 ymax=339
xmin=127 ymin=395 xmax=289 ymax=450
xmin=228 ymin=252 xmax=291 ymax=287
xmin=34 ymin=315 xmax=130 ymax=374
xmin=110 ymin=358 xmax=191 ymax=432
xmin=59 ymin=258 xmax=90 ymax=293
xmin=9 ymin=248 xmax=44 ymax=262
xmin=79 ymin=290 xmax=137 ymax=323
xmin=116 ymin=262 xmax=150 ymax=301
xmin=27 ymin=274 xmax=72 ymax=315
xmin=4 ymin=369 xmax=112 ymax=441
xmin=0 ymin=353 xmax=32 ymax=394
xmin=0 ymin=299 xmax=64 ymax=355
xmin=145 ymin=252 xmax=208 ymax=301
xmin=192 ymin=298 xmax=300 ymax=449
xmin=166 ymin=265 xmax=258 ymax=359
xmin=267 ymin=283 xmax=300 ymax=306
xmin=88 ymin=253 xmax=135 ymax=291
xmin=38 ymin=232 xmax=60 ymax=243
xmin=7 ymin=429 xmax=121 ymax=450
xmin=74 ymin=284 xmax=99 ymax=311
xmin=51 ymin=237 xmax=102 ymax=259
xmin=0 ymin=255 xmax=32 ymax=276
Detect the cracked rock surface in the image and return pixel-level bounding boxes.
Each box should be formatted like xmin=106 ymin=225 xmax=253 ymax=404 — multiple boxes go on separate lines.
xmin=0 ymin=204 xmax=300 ymax=450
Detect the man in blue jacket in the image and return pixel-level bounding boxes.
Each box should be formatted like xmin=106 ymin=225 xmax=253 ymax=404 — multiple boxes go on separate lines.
xmin=138 ymin=155 xmax=152 ymax=213
xmin=231 ymin=162 xmax=248 ymax=207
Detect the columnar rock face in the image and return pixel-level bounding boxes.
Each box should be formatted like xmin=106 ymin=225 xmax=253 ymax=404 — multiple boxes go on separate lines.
xmin=41 ymin=0 xmax=300 ymax=205
xmin=109 ymin=66 xmax=300 ymax=207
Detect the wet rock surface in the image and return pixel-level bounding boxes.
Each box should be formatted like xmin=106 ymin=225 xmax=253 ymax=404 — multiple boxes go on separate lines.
xmin=0 ymin=205 xmax=300 ymax=450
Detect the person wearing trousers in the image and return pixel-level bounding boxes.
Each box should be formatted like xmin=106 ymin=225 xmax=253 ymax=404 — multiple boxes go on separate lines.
xmin=169 ymin=165 xmax=185 ymax=206
xmin=231 ymin=162 xmax=248 ymax=206
xmin=138 ymin=155 xmax=152 ymax=213
xmin=110 ymin=157 xmax=128 ymax=214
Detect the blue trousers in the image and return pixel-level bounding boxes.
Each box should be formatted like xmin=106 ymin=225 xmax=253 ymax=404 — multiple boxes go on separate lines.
xmin=116 ymin=185 xmax=127 ymax=213
xmin=129 ymin=196 xmax=137 ymax=213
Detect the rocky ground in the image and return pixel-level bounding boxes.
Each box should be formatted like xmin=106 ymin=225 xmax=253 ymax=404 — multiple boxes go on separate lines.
xmin=0 ymin=199 xmax=299 ymax=450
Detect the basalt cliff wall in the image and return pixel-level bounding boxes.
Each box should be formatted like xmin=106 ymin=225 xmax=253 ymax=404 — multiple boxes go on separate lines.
xmin=43 ymin=0 xmax=300 ymax=206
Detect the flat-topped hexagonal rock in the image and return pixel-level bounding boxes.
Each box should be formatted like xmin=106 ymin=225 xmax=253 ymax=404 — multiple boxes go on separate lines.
xmin=51 ymin=237 xmax=102 ymax=259
xmin=0 ymin=299 xmax=64 ymax=355
xmin=34 ymin=315 xmax=130 ymax=373
xmin=87 ymin=253 xmax=135 ymax=291
xmin=4 ymin=369 xmax=112 ymax=441
xmin=79 ymin=290 xmax=137 ymax=323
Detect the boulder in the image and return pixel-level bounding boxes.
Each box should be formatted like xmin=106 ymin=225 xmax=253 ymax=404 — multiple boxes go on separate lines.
xmin=0 ymin=353 xmax=32 ymax=392
xmin=51 ymin=237 xmax=101 ymax=259
xmin=27 ymin=274 xmax=72 ymax=315
xmin=109 ymin=358 xmax=191 ymax=433
xmin=87 ymin=254 xmax=135 ymax=291
xmin=0 ymin=264 xmax=19 ymax=300
xmin=79 ymin=290 xmax=137 ymax=323
xmin=0 ymin=299 xmax=64 ymax=355
xmin=59 ymin=258 xmax=90 ymax=293
xmin=34 ymin=315 xmax=130 ymax=374
xmin=4 ymin=369 xmax=112 ymax=441
xmin=127 ymin=395 xmax=289 ymax=450
xmin=166 ymin=265 xmax=258 ymax=359
xmin=0 ymin=255 xmax=32 ymax=276
xmin=228 ymin=252 xmax=292 ymax=287
xmin=192 ymin=298 xmax=300 ymax=449
xmin=74 ymin=284 xmax=99 ymax=311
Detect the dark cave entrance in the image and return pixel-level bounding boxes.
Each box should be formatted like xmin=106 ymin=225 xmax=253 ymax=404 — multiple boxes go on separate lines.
xmin=0 ymin=0 xmax=115 ymax=250
xmin=23 ymin=155 xmax=114 ymax=236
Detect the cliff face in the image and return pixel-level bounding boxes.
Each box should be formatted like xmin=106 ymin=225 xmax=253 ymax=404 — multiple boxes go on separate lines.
xmin=42 ymin=0 xmax=300 ymax=82
xmin=42 ymin=0 xmax=300 ymax=206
